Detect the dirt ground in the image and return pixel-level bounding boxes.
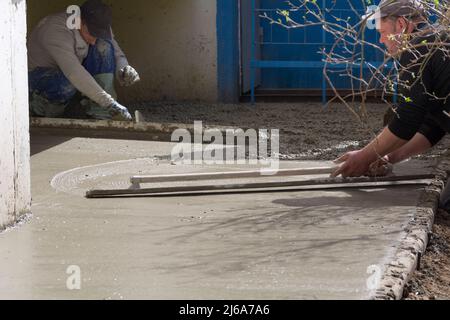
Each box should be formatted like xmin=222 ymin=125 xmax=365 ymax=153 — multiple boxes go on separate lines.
xmin=131 ymin=101 xmax=450 ymax=300
xmin=132 ymin=102 xmax=385 ymax=160
xmin=404 ymin=209 xmax=450 ymax=300
xmin=131 ymin=101 xmax=449 ymax=161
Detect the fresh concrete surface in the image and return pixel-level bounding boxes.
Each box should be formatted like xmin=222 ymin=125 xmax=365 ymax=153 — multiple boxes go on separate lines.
xmin=0 ymin=134 xmax=431 ymax=299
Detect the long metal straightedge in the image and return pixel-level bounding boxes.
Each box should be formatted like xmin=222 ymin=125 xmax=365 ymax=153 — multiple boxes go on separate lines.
xmin=86 ymin=174 xmax=435 ymax=199
xmin=130 ymin=166 xmax=338 ymax=185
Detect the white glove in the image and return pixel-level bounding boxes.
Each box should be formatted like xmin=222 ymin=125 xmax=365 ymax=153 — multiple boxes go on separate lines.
xmin=106 ymin=101 xmax=132 ymax=121
xmin=118 ymin=65 xmax=140 ymax=87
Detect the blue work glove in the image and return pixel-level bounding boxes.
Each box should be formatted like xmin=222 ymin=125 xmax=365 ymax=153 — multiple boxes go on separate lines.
xmin=119 ymin=66 xmax=140 ymax=87
xmin=106 ymin=101 xmax=132 ymax=121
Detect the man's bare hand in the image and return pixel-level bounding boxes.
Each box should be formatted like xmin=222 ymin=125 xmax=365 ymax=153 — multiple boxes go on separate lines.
xmin=331 ymin=150 xmax=372 ymax=178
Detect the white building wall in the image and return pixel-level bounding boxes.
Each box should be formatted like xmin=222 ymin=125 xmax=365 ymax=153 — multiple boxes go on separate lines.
xmin=0 ymin=0 xmax=31 ymax=229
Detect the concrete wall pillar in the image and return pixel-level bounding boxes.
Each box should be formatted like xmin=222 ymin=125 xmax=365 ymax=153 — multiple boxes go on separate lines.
xmin=0 ymin=0 xmax=31 ymax=230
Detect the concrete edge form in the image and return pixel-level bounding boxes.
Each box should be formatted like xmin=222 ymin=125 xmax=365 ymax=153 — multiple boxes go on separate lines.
xmin=31 ymin=117 xmax=192 ymax=133
xmin=372 ymin=154 xmax=450 ymax=300
xmin=30 ymin=117 xmax=243 ymax=141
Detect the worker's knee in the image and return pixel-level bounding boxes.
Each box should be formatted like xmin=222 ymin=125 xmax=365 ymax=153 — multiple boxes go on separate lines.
xmin=83 ymin=40 xmax=116 ymax=75
xmin=95 ymin=39 xmax=115 ymax=60
xmin=29 ymin=68 xmax=77 ymax=103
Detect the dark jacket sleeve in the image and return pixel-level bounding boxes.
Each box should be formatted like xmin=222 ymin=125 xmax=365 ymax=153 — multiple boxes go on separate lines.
xmin=417 ymin=116 xmax=446 ymax=146
xmin=388 ymin=44 xmax=433 ymax=140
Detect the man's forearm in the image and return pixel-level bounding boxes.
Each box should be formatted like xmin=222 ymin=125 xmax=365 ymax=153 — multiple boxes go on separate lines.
xmin=387 ymin=133 xmax=432 ymax=164
xmin=360 ymin=127 xmax=409 ymax=162
xmin=112 ymin=38 xmax=129 ymax=73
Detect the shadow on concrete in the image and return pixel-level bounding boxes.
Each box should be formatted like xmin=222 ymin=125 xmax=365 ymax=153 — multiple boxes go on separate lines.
xmin=147 ymin=187 xmax=420 ymax=238
xmin=138 ymin=187 xmax=420 ymax=275
xmin=272 ymin=188 xmax=420 ymax=208
xmin=30 ymin=132 xmax=73 ymax=156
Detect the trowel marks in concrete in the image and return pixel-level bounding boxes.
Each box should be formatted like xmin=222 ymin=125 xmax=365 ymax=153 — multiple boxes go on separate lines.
xmin=51 ymin=158 xmax=158 ymax=196
xmin=50 ymin=158 xmax=339 ymax=197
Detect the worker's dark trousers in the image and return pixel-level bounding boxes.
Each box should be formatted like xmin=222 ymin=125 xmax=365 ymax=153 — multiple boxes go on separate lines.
xmin=28 ymin=39 xmax=116 ymax=119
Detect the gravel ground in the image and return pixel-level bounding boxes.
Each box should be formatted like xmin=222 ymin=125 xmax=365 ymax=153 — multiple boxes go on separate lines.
xmin=404 ymin=209 xmax=450 ymax=300
xmin=130 ymin=101 xmax=449 ymax=161
xmin=131 ymin=102 xmax=386 ymax=160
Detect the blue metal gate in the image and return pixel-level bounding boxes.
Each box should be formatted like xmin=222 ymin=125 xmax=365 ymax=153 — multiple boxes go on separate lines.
xmin=250 ymin=0 xmax=386 ymax=103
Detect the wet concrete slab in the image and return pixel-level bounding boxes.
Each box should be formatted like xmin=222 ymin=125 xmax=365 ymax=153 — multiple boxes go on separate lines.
xmin=0 ymin=133 xmax=432 ymax=299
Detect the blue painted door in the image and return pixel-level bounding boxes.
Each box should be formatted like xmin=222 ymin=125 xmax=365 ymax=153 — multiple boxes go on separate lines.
xmin=241 ymin=0 xmax=261 ymax=93
xmin=257 ymin=0 xmax=384 ymax=90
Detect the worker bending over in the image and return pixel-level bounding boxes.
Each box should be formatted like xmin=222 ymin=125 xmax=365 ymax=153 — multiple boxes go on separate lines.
xmin=28 ymin=0 xmax=139 ymax=121
xmin=334 ymin=0 xmax=450 ymax=178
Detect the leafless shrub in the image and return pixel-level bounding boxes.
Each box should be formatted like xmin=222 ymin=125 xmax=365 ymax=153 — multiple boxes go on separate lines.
xmin=261 ymin=0 xmax=450 ymax=138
